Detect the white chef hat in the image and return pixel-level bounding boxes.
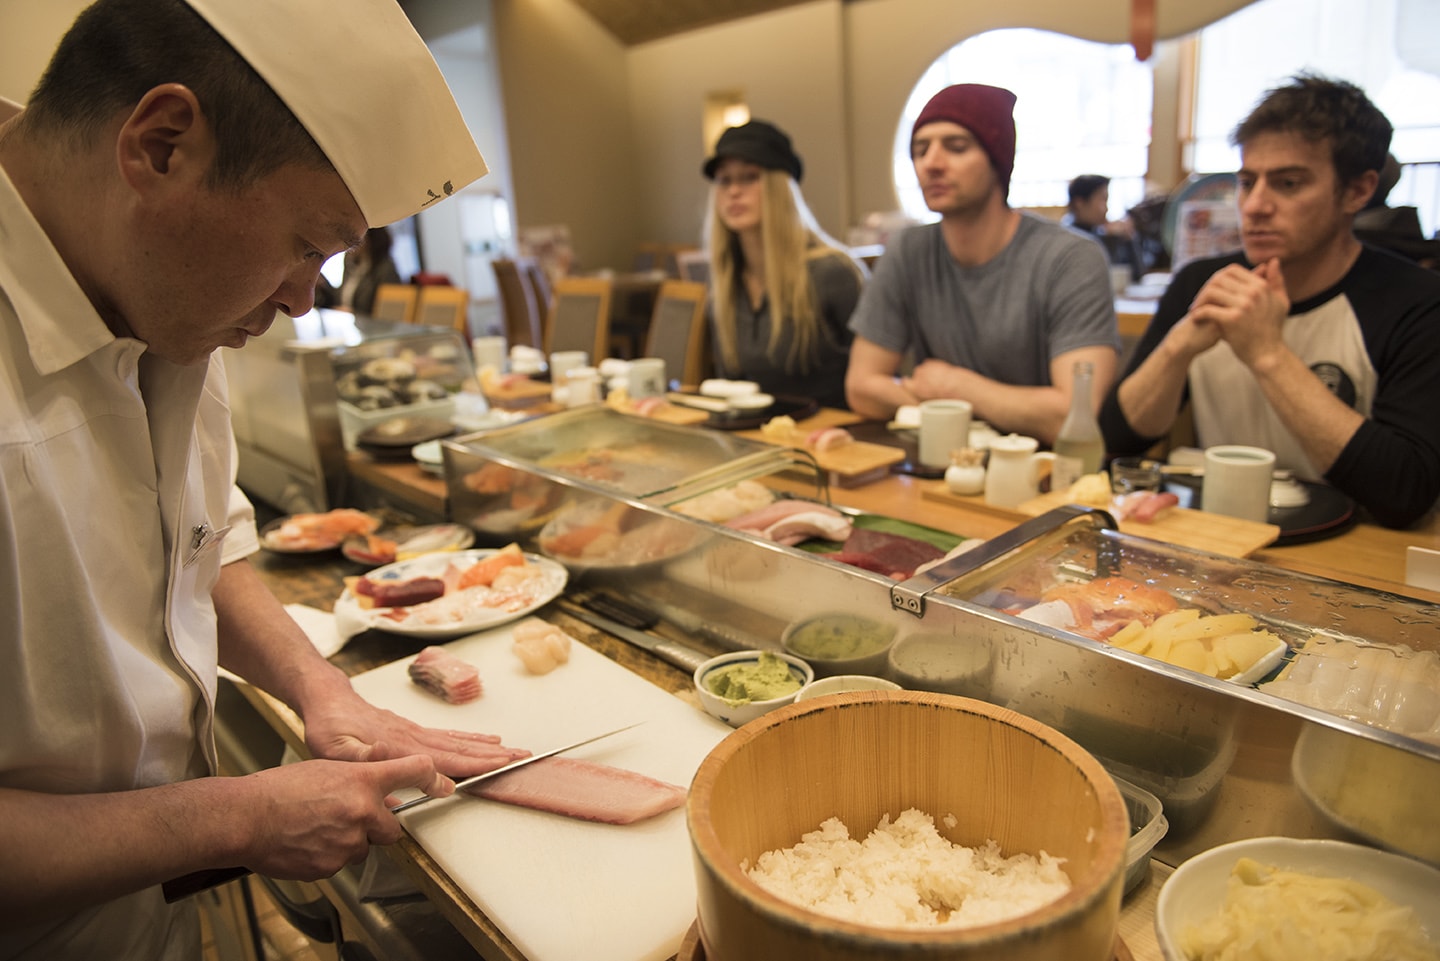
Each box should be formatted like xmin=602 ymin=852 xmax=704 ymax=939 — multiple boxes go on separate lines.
xmin=182 ymin=0 xmax=487 ymax=227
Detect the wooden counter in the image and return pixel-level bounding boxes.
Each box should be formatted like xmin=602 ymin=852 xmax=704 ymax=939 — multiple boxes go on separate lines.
xmin=268 ymin=411 xmax=1439 ymax=959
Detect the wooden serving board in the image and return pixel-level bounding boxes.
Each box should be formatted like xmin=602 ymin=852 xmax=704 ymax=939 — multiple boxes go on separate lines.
xmin=611 ymin=398 xmax=710 ymax=426
xmin=742 ymin=431 xmax=904 ymax=480
xmin=921 ymin=483 xmax=1281 ymax=558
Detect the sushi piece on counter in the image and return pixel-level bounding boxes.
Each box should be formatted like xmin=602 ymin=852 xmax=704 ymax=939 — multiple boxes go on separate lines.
xmin=465 ymin=756 xmax=686 ymax=824
xmin=408 ymin=645 xmax=483 ymax=704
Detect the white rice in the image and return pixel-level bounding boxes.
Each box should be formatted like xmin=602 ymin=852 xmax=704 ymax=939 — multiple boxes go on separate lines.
xmin=744 ymin=808 xmax=1072 ymax=928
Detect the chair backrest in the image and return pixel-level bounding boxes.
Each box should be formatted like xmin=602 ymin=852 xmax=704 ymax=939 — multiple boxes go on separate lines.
xmin=415 ymin=285 xmax=469 ymax=336
xmin=545 ymin=276 xmax=612 ymax=363
xmin=372 ymin=283 xmax=418 ymax=324
xmin=674 ymin=249 xmax=711 ymax=285
xmin=490 ymin=259 xmax=543 ymax=350
xmin=644 ymin=279 xmax=709 ymax=390
xmin=521 ymin=258 xmax=552 ymax=338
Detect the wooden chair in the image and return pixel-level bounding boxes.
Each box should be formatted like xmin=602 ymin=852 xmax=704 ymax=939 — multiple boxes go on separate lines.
xmin=545 ymin=276 xmax=613 ymax=364
xmin=371 ymin=283 xmax=418 ymax=324
xmin=674 ymin=249 xmax=711 ymax=285
xmin=491 ymin=259 xmax=543 ymax=350
xmin=644 ymin=280 xmax=709 ymax=390
xmin=414 ymin=285 xmax=469 ymax=337
xmin=521 ymin=259 xmax=552 ymax=339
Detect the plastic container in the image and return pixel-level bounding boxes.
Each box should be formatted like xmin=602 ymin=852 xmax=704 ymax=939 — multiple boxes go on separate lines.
xmin=339 ymin=397 xmax=455 ymax=451
xmin=1113 ymin=773 xmax=1168 ymax=895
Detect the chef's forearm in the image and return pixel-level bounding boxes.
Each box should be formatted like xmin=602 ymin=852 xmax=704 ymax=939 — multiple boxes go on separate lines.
xmin=212 ymin=559 xmax=353 ymax=716
xmin=0 ymin=779 xmax=246 ymax=925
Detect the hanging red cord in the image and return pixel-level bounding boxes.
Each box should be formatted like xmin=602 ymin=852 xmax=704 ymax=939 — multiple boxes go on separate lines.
xmin=1131 ymin=0 xmax=1156 ymax=61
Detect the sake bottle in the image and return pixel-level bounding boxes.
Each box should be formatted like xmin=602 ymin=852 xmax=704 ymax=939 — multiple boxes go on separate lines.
xmin=1052 ymin=360 xmax=1104 ymax=489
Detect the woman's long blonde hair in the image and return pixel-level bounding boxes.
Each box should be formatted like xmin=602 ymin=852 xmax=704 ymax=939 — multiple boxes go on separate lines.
xmin=705 ymin=170 xmax=862 ymax=374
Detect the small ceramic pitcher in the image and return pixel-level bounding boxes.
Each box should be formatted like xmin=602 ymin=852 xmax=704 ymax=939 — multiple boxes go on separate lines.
xmin=983 ymin=434 xmax=1056 ymax=508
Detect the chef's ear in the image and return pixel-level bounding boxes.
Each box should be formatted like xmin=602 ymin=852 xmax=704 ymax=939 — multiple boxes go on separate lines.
xmin=115 ymin=83 xmax=214 ymax=191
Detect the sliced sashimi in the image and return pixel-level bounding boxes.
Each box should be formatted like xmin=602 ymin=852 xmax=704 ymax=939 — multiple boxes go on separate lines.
xmin=465 ymin=756 xmax=685 ymax=825
xmin=762 ymin=510 xmax=854 ymax=546
xmin=821 ymin=528 xmax=944 ymax=580
xmin=358 ymin=575 xmax=446 ymax=608
xmin=456 ymin=543 xmax=526 ymax=589
xmin=408 ymin=645 xmax=483 ymax=704
xmin=725 ymin=498 xmax=831 ymax=533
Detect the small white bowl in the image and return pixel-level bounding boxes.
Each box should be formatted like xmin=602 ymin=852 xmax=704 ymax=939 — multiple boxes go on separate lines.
xmin=795 ymin=674 xmax=902 ymax=701
xmin=693 ymin=650 xmax=813 ymax=728
xmin=1155 ymin=836 xmax=1440 ymax=961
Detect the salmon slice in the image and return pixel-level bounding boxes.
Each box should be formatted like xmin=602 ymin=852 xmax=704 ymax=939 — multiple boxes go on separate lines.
xmin=464 ymin=756 xmax=685 ymax=824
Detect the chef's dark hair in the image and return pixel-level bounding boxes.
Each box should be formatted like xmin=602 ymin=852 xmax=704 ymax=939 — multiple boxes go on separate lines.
xmin=1231 ymin=72 xmax=1392 ymax=187
xmin=19 ymin=0 xmax=331 ymax=191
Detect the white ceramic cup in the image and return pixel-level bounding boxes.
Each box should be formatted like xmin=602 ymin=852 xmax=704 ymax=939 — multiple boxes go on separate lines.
xmin=549 ymin=350 xmax=588 ymax=382
xmin=1202 ymin=445 xmax=1276 ymax=522
xmin=471 ymin=336 xmax=506 ymax=373
xmin=627 ymin=357 xmax=667 ymax=399
xmin=918 ymin=399 xmax=973 ymax=468
xmin=564 ymin=366 xmax=600 ymax=407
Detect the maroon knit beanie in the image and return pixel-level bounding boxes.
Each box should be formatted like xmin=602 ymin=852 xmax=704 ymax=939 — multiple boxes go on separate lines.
xmin=911 ymin=84 xmax=1018 ymax=195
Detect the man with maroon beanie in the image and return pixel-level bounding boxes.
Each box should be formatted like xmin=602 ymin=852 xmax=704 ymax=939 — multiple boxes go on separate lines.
xmin=846 ymin=83 xmax=1119 ymax=446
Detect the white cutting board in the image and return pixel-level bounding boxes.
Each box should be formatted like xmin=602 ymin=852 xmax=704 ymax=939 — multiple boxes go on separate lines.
xmin=349 ymin=623 xmax=732 ymax=961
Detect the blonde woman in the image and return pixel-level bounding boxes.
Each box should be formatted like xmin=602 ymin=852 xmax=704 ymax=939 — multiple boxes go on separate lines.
xmin=703 ymin=121 xmax=866 ymax=409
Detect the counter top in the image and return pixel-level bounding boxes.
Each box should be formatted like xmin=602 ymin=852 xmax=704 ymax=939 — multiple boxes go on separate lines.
xmin=247 ymin=547 xmax=1169 ymax=961
xmin=261 ymin=409 xmax=1440 ymax=959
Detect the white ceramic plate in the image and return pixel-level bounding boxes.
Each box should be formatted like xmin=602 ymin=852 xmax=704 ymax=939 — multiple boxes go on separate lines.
xmin=333 ymin=549 xmax=567 ymax=639
xmin=1155 ymin=836 xmax=1440 ymax=961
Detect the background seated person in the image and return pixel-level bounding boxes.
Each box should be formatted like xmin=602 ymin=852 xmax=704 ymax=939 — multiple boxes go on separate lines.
xmin=701 ymin=120 xmax=866 ymax=410
xmin=1099 ymin=74 xmax=1440 ymax=529
xmin=845 ymin=83 xmax=1119 ymax=446
xmin=1063 ymin=173 xmax=1136 ymax=274
xmin=315 ymin=225 xmax=402 ymax=315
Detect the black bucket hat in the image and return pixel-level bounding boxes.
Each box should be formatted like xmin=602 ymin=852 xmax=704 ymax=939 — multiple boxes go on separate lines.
xmin=702 ymin=120 xmax=803 ymax=183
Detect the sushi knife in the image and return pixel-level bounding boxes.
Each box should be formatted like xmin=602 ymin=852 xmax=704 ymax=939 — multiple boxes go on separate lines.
xmin=555 ymin=599 xmax=712 ymax=674
xmin=162 ymin=722 xmax=643 ymax=902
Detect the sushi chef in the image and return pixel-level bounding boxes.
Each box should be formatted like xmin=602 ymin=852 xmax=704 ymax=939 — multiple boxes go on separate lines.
xmin=0 ymin=0 xmax=528 ymax=957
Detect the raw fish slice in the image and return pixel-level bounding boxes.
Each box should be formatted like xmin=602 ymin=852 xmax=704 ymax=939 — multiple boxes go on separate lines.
xmin=408 ymin=645 xmax=483 ymax=704
xmin=725 ymin=498 xmax=835 ymax=533
xmin=762 ymin=510 xmax=853 ymax=545
xmin=465 ymin=756 xmax=685 ymax=824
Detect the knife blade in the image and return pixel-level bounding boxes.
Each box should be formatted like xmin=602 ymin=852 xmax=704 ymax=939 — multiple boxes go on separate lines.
xmin=555 ymin=599 xmax=712 ymax=674
xmin=162 ymin=722 xmax=642 ymax=901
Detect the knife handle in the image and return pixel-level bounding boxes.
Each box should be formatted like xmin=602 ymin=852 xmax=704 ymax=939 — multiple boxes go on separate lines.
xmin=162 ymin=865 xmax=251 ymax=902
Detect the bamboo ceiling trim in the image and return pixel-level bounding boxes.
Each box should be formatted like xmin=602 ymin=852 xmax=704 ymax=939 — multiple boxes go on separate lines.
xmin=568 ymin=0 xmax=816 ymax=45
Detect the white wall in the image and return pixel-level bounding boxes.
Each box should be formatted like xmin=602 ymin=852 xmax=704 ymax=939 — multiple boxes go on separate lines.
xmin=0 ymin=1 xmax=88 ymax=103
xmin=628 ymin=2 xmax=850 ymax=246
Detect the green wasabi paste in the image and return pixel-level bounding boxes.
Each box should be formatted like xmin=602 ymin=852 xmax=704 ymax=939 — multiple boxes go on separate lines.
xmin=705 ymin=652 xmax=802 ymax=703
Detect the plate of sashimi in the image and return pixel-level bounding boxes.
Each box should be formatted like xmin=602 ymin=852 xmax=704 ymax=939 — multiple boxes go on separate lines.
xmin=335 ymin=545 xmax=568 ymax=639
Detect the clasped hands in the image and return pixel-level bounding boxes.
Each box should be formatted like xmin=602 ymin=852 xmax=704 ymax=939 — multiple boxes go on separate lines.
xmin=1171 ymin=258 xmax=1292 ymax=370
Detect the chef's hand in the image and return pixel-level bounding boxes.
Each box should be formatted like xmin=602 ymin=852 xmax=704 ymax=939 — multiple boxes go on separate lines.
xmin=1187 ymin=259 xmax=1290 ymax=368
xmin=234 ymin=755 xmax=444 ymax=880
xmin=301 ymin=687 xmax=529 ymax=784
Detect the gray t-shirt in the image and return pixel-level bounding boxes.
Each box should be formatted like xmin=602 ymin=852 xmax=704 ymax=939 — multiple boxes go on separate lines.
xmin=849 ymin=213 xmax=1119 ymax=386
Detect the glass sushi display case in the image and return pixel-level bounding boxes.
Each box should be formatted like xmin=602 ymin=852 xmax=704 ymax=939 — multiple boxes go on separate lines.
xmin=440 ymin=413 xmax=1440 ymax=870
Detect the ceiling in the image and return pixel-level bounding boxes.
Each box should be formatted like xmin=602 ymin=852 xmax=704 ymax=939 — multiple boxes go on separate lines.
xmin=566 ymin=0 xmax=816 ymax=45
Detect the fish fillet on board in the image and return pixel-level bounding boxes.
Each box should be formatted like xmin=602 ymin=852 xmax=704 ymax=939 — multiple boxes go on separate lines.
xmin=467 ymin=756 xmax=687 ymax=824
xmin=348 ymin=624 xmax=732 ymax=961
